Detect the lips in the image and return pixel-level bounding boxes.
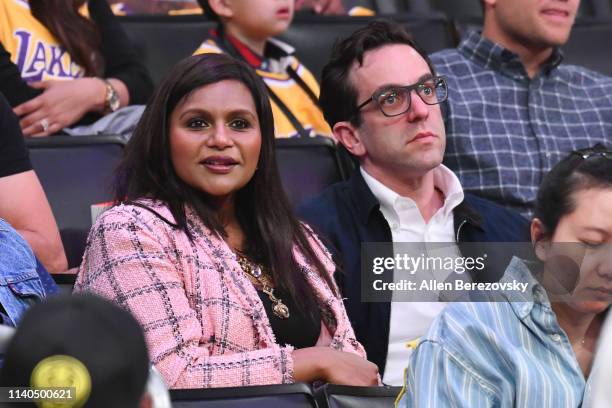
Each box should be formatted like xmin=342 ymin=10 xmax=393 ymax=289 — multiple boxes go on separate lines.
xmin=541 ymin=8 xmax=570 ymax=19
xmin=590 ymin=286 xmax=612 ymax=294
xmin=200 ymin=156 xmax=239 ymax=173
xmin=276 ymin=7 xmax=290 ymax=17
xmin=410 ymin=132 xmax=436 ymax=143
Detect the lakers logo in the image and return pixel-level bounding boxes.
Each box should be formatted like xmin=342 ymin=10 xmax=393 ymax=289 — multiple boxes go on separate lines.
xmin=30 ymin=355 xmax=91 ymax=408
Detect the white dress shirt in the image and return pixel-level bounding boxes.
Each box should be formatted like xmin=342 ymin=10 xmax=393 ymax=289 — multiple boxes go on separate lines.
xmin=361 ymin=165 xmax=465 ymax=385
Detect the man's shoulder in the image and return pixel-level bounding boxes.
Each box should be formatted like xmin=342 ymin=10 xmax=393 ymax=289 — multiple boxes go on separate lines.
xmin=420 ymin=301 xmax=517 ymax=358
xmin=431 ymin=47 xmax=482 ymax=81
xmin=297 ymin=179 xmax=354 ymax=221
xmin=193 ymin=37 xmax=224 ymax=56
xmin=463 ymin=193 xmax=522 ymax=217
xmin=462 ymin=193 xmax=530 ymax=240
xmin=431 ymin=47 xmax=464 ymax=63
xmin=557 ymin=63 xmax=612 ymax=85
xmin=431 ymin=47 xmax=470 ymax=69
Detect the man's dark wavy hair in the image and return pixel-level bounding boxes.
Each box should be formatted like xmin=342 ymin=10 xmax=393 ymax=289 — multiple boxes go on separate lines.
xmin=320 ymin=20 xmax=436 ymax=129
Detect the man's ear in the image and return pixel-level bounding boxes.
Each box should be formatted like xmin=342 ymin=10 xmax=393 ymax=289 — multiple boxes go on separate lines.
xmin=208 ymin=0 xmax=234 ymax=19
xmin=333 ymin=121 xmax=366 ymax=159
xmin=531 ymin=218 xmax=550 ymax=262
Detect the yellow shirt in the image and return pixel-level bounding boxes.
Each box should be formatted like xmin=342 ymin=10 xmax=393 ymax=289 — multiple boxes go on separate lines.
xmin=194 ymin=36 xmax=332 ymax=139
xmin=0 ymin=0 xmax=85 ymax=82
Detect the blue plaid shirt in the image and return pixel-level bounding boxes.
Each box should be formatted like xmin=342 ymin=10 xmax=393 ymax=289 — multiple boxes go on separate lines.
xmin=431 ymin=31 xmax=612 ymax=218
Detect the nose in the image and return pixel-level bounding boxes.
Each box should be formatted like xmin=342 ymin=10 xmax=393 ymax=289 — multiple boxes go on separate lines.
xmin=206 ymin=125 xmax=234 ymax=149
xmin=595 ymin=245 xmax=612 ymax=280
xmin=405 ymin=90 xmax=429 ymax=122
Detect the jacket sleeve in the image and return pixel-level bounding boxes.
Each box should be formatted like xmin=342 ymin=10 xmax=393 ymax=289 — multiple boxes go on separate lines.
xmin=75 ymin=207 xmax=295 ymax=389
xmin=87 ymin=0 xmax=153 ymax=104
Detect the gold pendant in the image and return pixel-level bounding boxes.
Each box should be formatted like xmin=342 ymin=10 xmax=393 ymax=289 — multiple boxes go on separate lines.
xmin=273 ymin=301 xmax=290 ymax=319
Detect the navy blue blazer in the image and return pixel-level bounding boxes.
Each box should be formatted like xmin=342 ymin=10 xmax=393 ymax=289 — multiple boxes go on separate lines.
xmin=297 ymin=171 xmax=530 ymax=376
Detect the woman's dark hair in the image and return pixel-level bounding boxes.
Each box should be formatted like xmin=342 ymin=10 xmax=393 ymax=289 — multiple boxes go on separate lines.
xmin=115 ymin=53 xmax=336 ymax=319
xmin=320 ymin=20 xmax=436 ymax=129
xmin=534 ymin=144 xmax=612 ymax=236
xmin=29 ymin=0 xmax=103 ymax=77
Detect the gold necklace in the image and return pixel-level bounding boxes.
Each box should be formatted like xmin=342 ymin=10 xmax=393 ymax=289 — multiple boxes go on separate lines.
xmin=235 ymin=254 xmax=290 ymax=319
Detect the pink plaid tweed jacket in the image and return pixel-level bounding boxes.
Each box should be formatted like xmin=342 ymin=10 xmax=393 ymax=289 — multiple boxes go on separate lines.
xmin=75 ymin=200 xmax=367 ymax=388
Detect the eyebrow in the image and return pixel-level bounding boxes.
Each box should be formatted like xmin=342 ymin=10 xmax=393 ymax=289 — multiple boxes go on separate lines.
xmin=372 ymin=73 xmax=435 ymax=94
xmin=178 ymin=108 xmax=256 ymax=121
xmin=580 ymin=226 xmax=609 ymax=235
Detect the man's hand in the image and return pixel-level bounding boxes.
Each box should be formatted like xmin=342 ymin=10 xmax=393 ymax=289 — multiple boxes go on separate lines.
xmin=13 ymin=78 xmax=106 ymax=137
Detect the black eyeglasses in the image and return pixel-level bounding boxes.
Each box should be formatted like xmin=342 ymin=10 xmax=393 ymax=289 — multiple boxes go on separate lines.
xmin=355 ymin=76 xmax=448 ymax=117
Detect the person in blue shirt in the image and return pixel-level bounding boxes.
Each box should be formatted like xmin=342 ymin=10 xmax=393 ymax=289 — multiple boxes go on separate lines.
xmin=400 ymin=144 xmax=612 ymax=407
xmin=0 ymin=217 xmax=55 ymax=327
xmin=0 ymin=92 xmax=66 ymax=272
xmin=431 ymin=0 xmax=612 ymax=218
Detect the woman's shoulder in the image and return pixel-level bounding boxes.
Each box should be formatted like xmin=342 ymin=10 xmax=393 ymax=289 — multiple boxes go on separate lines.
xmin=423 ymin=301 xmax=518 ymax=352
xmin=298 ymin=222 xmax=333 ymax=262
xmin=93 ymin=199 xmax=178 ymax=231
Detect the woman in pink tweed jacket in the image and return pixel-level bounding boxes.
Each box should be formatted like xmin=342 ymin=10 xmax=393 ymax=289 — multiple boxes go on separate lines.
xmin=75 ymin=54 xmax=378 ymax=389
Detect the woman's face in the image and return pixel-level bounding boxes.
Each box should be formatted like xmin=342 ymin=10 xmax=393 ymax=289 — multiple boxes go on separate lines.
xmin=535 ymin=187 xmax=612 ymax=314
xmin=169 ymin=80 xmax=262 ymax=203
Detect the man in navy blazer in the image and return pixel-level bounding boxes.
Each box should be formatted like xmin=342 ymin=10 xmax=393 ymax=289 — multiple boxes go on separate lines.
xmin=297 ymin=21 xmax=530 ymax=384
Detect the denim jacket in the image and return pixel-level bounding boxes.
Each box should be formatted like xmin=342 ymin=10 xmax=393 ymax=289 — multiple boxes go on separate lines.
xmin=0 ymin=218 xmax=47 ymax=326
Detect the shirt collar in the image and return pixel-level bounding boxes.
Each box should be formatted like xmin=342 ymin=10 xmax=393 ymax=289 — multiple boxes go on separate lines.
xmin=211 ymin=28 xmax=295 ymax=69
xmin=459 ymin=30 xmax=564 ymax=79
xmin=499 ymin=256 xmax=548 ymax=319
xmin=360 ymin=165 xmax=465 ymax=222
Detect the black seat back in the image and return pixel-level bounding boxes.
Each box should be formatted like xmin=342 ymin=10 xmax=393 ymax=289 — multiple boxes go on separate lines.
xmin=275 ymin=137 xmax=346 ymax=207
xmin=280 ymin=14 xmax=454 ymax=80
xmin=315 ymin=384 xmax=402 ymax=408
xmin=120 ymin=14 xmax=454 ymax=86
xmin=562 ymin=18 xmax=612 ymax=76
xmin=120 ymin=15 xmax=215 ymax=85
xmin=26 ymin=135 xmax=126 ymax=268
xmin=170 ymin=383 xmax=317 ymax=408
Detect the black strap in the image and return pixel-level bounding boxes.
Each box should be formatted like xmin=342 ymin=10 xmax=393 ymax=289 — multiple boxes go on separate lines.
xmin=216 ymin=27 xmax=318 ymax=138
xmin=286 ymin=66 xmax=320 ymax=108
xmin=265 ymin=84 xmax=311 ymax=138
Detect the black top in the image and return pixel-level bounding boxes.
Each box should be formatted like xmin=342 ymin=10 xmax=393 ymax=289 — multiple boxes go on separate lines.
xmin=0 ymin=0 xmax=153 ymax=124
xmin=0 ymin=93 xmax=31 ymax=178
xmin=256 ymin=286 xmax=321 ymax=349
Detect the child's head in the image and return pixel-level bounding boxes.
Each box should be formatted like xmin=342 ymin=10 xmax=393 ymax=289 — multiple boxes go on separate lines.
xmin=199 ymin=0 xmax=294 ymax=41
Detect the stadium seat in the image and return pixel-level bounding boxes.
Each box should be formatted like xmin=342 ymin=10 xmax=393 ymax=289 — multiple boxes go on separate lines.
xmin=120 ymin=15 xmax=215 ymax=85
xmin=0 ymin=325 xmax=15 ymax=354
xmin=275 ymin=137 xmax=348 ymax=207
xmin=170 ymin=383 xmax=317 ymax=408
xmin=26 ymin=135 xmax=126 ymax=268
xmin=51 ymin=273 xmax=77 ymax=295
xmin=279 ymin=13 xmax=455 ymax=80
xmin=315 ymin=384 xmax=403 ymax=408
xmin=119 ymin=14 xmax=454 ymax=85
xmin=562 ymin=18 xmax=612 ymax=76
